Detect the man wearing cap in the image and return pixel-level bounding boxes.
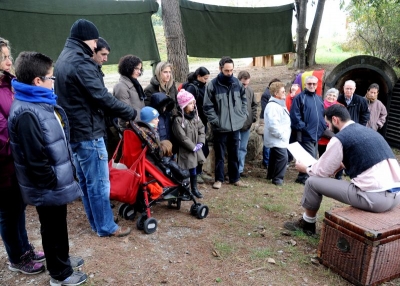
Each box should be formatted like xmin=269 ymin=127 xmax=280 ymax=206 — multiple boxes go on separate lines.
xmin=55 ymin=19 xmax=136 ymax=238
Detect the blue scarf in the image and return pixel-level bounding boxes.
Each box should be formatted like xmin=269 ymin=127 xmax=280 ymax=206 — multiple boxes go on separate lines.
xmin=11 ymin=79 xmax=57 ymax=106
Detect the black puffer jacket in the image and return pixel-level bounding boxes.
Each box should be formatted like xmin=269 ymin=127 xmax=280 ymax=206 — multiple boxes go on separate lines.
xmin=54 ymin=38 xmax=136 ymax=143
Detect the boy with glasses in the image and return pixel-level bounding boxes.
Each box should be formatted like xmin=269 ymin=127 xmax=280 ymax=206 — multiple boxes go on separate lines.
xmin=8 ymin=51 xmax=87 ymax=286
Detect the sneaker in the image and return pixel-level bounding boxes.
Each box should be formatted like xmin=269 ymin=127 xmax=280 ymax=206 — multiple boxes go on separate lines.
xmin=111 ymin=226 xmax=131 ymax=237
xmin=284 ymin=218 xmax=316 ymax=236
xmin=233 ymin=180 xmax=248 ymax=188
xmin=69 ymin=256 xmax=84 ymax=268
xmin=196 ymin=174 xmax=205 ymax=184
xmin=9 ymin=260 xmax=45 ymax=275
xmin=212 ymin=181 xmax=222 ymax=189
xmin=28 ymin=244 xmax=46 ymax=262
xmin=50 ymin=271 xmax=87 ymax=286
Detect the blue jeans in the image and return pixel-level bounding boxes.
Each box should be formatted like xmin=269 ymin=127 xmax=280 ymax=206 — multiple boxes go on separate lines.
xmin=0 ymin=178 xmax=31 ymax=264
xmin=213 ymin=130 xmax=240 ymax=183
xmin=71 ymin=137 xmax=118 ymax=236
xmin=238 ymin=129 xmax=250 ymax=174
xmin=263 ymin=146 xmax=270 ymax=167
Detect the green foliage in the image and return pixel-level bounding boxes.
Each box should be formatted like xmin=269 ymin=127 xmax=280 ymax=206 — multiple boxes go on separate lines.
xmin=345 ymin=0 xmax=400 ymax=66
xmin=151 ymin=4 xmax=162 ymax=26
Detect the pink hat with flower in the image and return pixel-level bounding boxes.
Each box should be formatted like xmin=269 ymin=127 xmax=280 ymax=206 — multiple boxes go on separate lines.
xmin=176 ymin=89 xmax=198 ymax=127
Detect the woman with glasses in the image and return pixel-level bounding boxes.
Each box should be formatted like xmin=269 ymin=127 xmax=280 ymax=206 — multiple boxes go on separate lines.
xmin=0 ymin=38 xmax=45 ymax=274
xmin=113 ymin=55 xmax=145 ymax=126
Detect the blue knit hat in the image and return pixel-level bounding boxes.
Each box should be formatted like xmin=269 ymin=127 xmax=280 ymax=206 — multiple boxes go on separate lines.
xmin=140 ymin=107 xmax=159 ymax=123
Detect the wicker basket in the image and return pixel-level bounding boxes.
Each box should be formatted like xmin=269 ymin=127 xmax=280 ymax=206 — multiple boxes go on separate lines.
xmin=317 ymin=205 xmax=400 ymax=286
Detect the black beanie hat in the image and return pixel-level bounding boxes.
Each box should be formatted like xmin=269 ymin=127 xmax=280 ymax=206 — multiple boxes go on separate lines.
xmin=70 ymin=19 xmax=99 ymax=41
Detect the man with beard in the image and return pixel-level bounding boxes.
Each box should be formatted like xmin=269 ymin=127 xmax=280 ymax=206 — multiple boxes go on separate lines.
xmin=284 ymin=104 xmax=400 ymax=236
xmin=203 ymin=56 xmax=248 ymax=189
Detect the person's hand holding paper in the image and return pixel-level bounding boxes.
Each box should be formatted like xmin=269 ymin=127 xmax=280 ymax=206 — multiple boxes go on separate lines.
xmin=287 ymin=142 xmax=317 ymax=167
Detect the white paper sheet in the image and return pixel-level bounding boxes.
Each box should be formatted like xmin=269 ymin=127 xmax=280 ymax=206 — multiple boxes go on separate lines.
xmin=287 ymin=142 xmax=317 ymax=167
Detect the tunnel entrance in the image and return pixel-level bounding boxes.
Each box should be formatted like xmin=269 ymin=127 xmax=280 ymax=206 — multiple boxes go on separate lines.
xmin=324 ymin=55 xmax=400 ymax=148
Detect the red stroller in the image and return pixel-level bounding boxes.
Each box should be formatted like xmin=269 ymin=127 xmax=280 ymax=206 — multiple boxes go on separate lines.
xmin=110 ymin=121 xmax=209 ymax=234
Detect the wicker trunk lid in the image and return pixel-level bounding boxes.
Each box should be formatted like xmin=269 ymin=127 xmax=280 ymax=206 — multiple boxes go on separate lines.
xmin=317 ymin=206 xmax=400 ymax=286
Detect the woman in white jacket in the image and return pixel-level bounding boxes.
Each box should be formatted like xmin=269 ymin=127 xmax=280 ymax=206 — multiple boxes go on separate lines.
xmin=263 ymin=82 xmax=291 ymax=185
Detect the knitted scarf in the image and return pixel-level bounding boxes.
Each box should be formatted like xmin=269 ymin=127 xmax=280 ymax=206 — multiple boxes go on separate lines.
xmin=217 ymin=72 xmax=234 ymax=86
xmin=12 ymin=79 xmax=57 ymax=106
xmin=129 ymin=77 xmax=145 ymax=101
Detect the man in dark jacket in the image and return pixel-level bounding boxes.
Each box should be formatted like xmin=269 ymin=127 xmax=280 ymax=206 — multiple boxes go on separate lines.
xmin=290 ymin=75 xmax=326 ymax=184
xmin=337 ymin=80 xmax=370 ymax=126
xmin=237 ymin=71 xmax=258 ymax=177
xmin=203 ymin=56 xmax=248 ymax=189
xmin=55 ymin=19 xmax=136 ymax=238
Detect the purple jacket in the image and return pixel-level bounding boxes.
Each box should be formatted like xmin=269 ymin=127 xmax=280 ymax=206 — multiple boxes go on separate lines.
xmin=0 ymin=71 xmax=15 ymax=188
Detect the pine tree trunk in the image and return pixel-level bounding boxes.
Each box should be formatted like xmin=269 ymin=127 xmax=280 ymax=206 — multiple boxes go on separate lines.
xmin=305 ymin=0 xmax=326 ymax=66
xmin=294 ymin=0 xmax=308 ymax=69
xmin=161 ymin=0 xmax=189 ymax=83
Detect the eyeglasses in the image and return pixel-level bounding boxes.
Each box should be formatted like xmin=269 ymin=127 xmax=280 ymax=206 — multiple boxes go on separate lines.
xmin=326 ymin=93 xmax=337 ymax=98
xmin=306 ymin=82 xmax=317 ymax=86
xmin=1 ymin=55 xmax=13 ymax=62
xmin=40 ymin=76 xmax=56 ymax=81
xmin=134 ymin=67 xmax=144 ymax=73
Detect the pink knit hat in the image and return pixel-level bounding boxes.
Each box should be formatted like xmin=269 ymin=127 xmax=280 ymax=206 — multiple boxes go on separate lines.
xmin=176 ymin=89 xmax=198 ymax=127
xmin=177 ymin=89 xmax=195 ymax=110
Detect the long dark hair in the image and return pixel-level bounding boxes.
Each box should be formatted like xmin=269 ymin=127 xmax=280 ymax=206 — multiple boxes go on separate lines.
xmin=187 ymin=66 xmax=210 ymax=83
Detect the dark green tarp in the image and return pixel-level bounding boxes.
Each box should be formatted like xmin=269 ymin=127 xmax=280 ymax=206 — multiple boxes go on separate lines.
xmin=0 ymin=0 xmax=160 ymax=64
xmin=180 ymin=0 xmax=295 ymax=58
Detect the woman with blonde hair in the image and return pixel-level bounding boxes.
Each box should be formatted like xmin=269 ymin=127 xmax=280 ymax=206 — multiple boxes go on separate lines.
xmin=144 ymin=61 xmax=178 ymax=105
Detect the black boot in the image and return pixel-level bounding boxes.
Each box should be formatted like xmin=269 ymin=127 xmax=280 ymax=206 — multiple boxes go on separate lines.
xmin=190 ymin=175 xmax=203 ymax=199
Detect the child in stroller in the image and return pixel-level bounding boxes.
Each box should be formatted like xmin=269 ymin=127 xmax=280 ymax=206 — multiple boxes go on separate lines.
xmin=113 ymin=107 xmax=209 ymax=234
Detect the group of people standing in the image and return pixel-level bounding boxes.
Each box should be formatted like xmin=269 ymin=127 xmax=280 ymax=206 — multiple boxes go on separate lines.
xmin=1 ymin=16 xmax=399 ymax=286
xmin=0 ymin=19 xmax=258 ymax=286
xmin=255 ymin=74 xmax=398 ymax=237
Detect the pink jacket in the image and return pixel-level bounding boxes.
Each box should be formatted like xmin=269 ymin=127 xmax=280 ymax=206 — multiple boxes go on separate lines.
xmin=0 ymin=71 xmax=15 ymax=188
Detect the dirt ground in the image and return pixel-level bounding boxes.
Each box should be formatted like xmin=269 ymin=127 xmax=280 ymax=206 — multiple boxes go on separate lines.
xmin=2 ymin=62 xmax=399 ymax=286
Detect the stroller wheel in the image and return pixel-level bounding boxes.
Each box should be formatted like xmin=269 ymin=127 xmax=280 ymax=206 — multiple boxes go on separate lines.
xmin=118 ymin=203 xmax=128 ymax=217
xmin=123 ymin=205 xmax=137 ymax=221
xmin=190 ymin=203 xmax=201 ymax=216
xmin=196 ymin=204 xmax=209 ymax=219
xmin=144 ymin=217 xmax=157 ymax=234
xmin=136 ymin=213 xmax=147 ymax=230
